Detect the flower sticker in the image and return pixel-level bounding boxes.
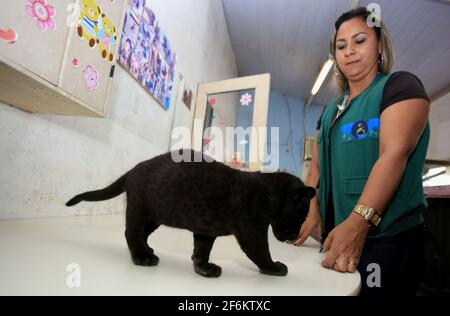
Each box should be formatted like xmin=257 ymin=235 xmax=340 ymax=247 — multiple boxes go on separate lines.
xmin=203 ymin=136 xmax=213 ymax=145
xmin=72 ymin=58 xmax=80 ymax=68
xmin=83 ymin=65 xmax=100 ymax=91
xmin=26 ymin=0 xmax=56 ymax=32
xmin=203 ymin=148 xmax=215 ymax=157
xmin=240 ymin=93 xmax=252 ymax=106
xmin=231 ymin=152 xmax=245 ymax=168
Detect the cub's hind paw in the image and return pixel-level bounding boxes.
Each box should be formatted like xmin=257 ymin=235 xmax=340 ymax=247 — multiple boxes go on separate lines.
xmin=194 ymin=263 xmax=222 ymax=278
xmin=260 ymin=261 xmax=288 ymax=276
xmin=132 ymin=254 xmax=159 ymax=266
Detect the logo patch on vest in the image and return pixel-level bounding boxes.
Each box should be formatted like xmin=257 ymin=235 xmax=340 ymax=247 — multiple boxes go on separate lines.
xmin=341 ymin=118 xmax=379 ymax=142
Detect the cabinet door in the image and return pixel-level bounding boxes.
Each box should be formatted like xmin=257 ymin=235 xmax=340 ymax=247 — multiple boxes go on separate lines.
xmin=59 ymin=0 xmax=125 ymax=115
xmin=0 ymin=0 xmax=74 ymax=85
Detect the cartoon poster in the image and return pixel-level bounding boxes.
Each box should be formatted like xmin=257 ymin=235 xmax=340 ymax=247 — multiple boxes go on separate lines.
xmin=164 ymin=52 xmax=177 ymax=109
xmin=75 ymin=0 xmax=120 ymax=63
xmin=131 ymin=5 xmax=156 ymax=83
xmin=118 ymin=0 xmax=144 ymax=69
xmin=117 ymin=0 xmax=177 ymax=110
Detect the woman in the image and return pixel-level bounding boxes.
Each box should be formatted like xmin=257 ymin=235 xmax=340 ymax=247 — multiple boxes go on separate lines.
xmin=293 ymin=7 xmax=430 ymax=296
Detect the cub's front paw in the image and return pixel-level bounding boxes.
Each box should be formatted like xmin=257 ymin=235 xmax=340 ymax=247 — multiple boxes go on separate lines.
xmin=260 ymin=261 xmax=288 ymax=276
xmin=132 ymin=253 xmax=159 ymax=266
xmin=194 ymin=262 xmax=222 ymax=278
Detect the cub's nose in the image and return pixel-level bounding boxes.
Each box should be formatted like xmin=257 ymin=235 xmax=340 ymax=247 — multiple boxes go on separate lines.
xmin=288 ymin=232 xmax=298 ymax=242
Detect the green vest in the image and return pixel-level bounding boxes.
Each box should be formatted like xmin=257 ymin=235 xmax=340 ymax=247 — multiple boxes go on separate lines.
xmin=317 ymin=73 xmax=429 ymax=238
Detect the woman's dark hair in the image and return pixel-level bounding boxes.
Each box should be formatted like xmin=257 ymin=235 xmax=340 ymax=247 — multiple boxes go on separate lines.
xmin=334 ymin=7 xmax=381 ymax=39
xmin=330 ymin=6 xmax=394 ymax=93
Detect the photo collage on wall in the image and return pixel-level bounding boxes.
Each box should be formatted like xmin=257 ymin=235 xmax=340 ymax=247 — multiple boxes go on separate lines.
xmin=118 ymin=0 xmax=177 ymax=110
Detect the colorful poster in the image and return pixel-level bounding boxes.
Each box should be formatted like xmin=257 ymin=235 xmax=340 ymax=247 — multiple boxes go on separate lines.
xmin=131 ymin=5 xmax=156 ymax=83
xmin=117 ymin=0 xmax=177 ymax=110
xmin=118 ymin=0 xmax=143 ymax=69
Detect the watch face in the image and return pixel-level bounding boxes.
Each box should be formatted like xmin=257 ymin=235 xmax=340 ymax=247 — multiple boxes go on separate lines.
xmin=371 ymin=214 xmax=382 ymax=226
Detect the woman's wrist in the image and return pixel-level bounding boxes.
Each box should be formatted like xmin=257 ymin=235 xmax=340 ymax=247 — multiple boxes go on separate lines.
xmin=348 ymin=212 xmax=370 ymax=234
xmin=306 ymin=209 xmax=321 ymax=224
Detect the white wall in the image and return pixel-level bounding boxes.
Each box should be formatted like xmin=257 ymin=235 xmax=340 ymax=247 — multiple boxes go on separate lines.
xmin=0 ymin=0 xmax=237 ymax=219
xmin=264 ymin=91 xmax=323 ymax=178
xmin=428 ymin=91 xmax=450 ymax=162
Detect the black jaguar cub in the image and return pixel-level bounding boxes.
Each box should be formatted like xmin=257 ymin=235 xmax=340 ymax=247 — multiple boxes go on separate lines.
xmin=66 ymin=149 xmax=315 ymax=277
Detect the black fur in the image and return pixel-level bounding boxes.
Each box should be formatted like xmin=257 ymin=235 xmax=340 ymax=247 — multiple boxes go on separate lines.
xmin=66 ymin=149 xmax=315 ymax=277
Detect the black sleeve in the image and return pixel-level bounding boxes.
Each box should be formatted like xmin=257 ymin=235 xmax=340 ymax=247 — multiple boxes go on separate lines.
xmin=381 ymin=71 xmax=430 ymax=114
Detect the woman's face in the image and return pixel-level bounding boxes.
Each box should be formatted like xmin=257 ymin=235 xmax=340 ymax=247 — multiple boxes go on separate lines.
xmin=335 ymin=17 xmax=381 ymax=82
xmin=124 ymin=41 xmax=131 ymax=54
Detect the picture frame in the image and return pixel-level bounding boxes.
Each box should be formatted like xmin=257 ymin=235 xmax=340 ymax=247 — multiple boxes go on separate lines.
xmin=117 ymin=0 xmax=177 ymax=110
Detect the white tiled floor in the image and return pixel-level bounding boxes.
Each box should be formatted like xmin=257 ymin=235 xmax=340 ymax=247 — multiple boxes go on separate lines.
xmin=0 ymin=214 xmax=360 ymax=295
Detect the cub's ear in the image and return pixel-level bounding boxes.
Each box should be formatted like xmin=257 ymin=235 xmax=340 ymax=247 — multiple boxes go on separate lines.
xmin=294 ymin=186 xmax=316 ymax=201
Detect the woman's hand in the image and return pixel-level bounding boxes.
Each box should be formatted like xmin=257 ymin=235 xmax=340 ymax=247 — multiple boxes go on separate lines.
xmin=291 ymin=207 xmax=323 ymax=246
xmin=321 ymin=213 xmax=369 ymax=273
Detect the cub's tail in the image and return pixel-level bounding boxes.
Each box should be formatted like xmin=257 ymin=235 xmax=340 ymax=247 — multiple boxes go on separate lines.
xmin=66 ymin=172 xmax=129 ymax=206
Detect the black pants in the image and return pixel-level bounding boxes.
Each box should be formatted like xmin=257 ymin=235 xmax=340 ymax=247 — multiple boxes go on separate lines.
xmin=322 ymin=201 xmax=425 ymax=296
xmin=356 ymin=223 xmax=426 ymax=296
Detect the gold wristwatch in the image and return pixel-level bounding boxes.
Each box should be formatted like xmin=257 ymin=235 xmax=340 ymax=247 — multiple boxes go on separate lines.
xmin=352 ymin=204 xmax=382 ymax=227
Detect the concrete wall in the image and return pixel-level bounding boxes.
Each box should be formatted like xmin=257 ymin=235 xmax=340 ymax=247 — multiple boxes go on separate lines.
xmin=0 ymin=0 xmax=237 ymax=219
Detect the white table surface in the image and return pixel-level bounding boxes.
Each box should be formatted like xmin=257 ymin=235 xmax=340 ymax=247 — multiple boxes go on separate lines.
xmin=0 ymin=214 xmax=360 ymax=296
